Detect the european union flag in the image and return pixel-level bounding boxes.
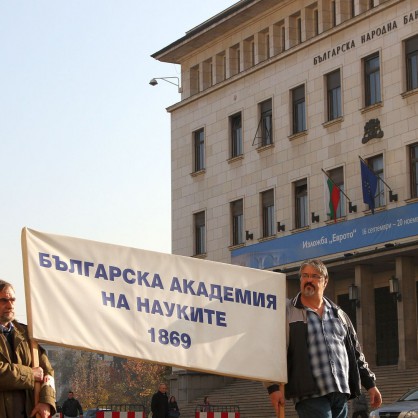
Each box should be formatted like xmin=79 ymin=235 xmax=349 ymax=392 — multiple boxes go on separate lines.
xmin=360 ymin=159 xmax=378 ymax=214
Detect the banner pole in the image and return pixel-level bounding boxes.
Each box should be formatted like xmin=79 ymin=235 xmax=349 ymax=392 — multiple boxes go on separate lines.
xmin=30 ymin=339 xmax=42 ymax=418
xmin=279 ymin=383 xmax=285 ymax=418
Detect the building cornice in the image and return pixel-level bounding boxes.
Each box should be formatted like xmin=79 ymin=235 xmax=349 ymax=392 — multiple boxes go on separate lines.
xmin=151 ymin=0 xmax=284 ymax=63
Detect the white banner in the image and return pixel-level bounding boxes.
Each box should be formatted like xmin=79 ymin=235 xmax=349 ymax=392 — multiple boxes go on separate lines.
xmin=21 ymin=228 xmax=287 ymax=382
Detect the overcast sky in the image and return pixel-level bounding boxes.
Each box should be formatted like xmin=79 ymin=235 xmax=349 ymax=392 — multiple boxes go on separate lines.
xmin=0 ymin=0 xmax=236 ymax=322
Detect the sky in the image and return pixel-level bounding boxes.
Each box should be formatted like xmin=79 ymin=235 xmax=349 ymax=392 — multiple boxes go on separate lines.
xmin=0 ymin=0 xmax=236 ymax=323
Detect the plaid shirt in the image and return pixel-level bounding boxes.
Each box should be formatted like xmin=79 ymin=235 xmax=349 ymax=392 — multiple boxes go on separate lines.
xmin=298 ymin=300 xmax=350 ymax=402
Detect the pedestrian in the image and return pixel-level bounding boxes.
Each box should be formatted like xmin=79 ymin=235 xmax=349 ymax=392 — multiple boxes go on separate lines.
xmin=0 ymin=279 xmax=56 ymax=418
xmin=265 ymin=259 xmax=382 ymax=418
xmin=168 ymin=395 xmax=180 ymax=417
xmin=151 ymin=383 xmax=169 ymax=418
xmin=200 ymin=396 xmax=210 ymax=412
xmin=62 ymin=391 xmax=83 ymax=418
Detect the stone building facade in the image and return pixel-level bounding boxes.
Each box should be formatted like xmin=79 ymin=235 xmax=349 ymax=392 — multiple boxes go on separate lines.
xmin=152 ymin=0 xmax=418 ymax=408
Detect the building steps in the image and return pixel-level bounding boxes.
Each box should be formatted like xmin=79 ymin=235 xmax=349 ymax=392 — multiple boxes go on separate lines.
xmin=176 ymin=364 xmax=418 ymax=418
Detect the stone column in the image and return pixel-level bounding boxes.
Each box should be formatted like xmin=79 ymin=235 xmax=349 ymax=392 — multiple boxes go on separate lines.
xmin=355 ymin=264 xmax=376 ymax=366
xmin=395 ymin=256 xmax=417 ymax=369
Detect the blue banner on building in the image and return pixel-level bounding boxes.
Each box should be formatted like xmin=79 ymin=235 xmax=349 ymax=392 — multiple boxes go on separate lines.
xmin=231 ymin=202 xmax=418 ymax=269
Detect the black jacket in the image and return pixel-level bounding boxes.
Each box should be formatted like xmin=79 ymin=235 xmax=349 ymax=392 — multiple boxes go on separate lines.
xmin=151 ymin=391 xmax=169 ymax=418
xmin=62 ymin=398 xmax=83 ymax=416
xmin=168 ymin=400 xmax=179 ymax=412
xmin=267 ymin=294 xmax=376 ymax=400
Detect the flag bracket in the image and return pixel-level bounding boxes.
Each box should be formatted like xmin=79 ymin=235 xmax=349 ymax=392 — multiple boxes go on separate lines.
xmin=349 ymin=202 xmax=357 ymax=213
xmin=389 ymin=190 xmax=398 ymax=202
xmin=245 ymin=230 xmax=254 ymax=240
xmin=311 ymin=212 xmax=320 ymax=223
xmin=277 ymin=222 xmax=285 ymax=232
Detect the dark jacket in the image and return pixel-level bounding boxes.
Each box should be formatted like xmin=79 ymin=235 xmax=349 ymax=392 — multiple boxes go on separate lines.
xmin=151 ymin=390 xmax=169 ymax=418
xmin=0 ymin=321 xmax=56 ymax=418
xmin=168 ymin=400 xmax=180 ymax=416
xmin=267 ymin=294 xmax=376 ymax=400
xmin=62 ymin=398 xmax=83 ymax=416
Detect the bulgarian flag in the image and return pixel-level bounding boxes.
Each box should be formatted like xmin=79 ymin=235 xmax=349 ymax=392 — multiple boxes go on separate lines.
xmin=327 ymin=178 xmax=341 ymax=222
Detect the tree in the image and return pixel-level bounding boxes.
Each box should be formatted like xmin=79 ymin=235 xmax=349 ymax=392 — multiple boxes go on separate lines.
xmin=52 ymin=348 xmax=170 ymax=409
xmin=70 ymin=351 xmax=111 ymax=408
xmin=54 ymin=348 xmax=79 ymax=405
xmin=109 ymin=358 xmax=170 ymax=409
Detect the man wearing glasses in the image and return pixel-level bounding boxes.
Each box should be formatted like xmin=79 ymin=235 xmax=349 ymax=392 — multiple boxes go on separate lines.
xmin=266 ymin=259 xmax=382 ymax=418
xmin=0 ymin=279 xmax=56 ymax=418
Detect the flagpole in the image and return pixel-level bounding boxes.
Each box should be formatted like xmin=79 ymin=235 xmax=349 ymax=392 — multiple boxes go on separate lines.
xmin=22 ymin=229 xmax=42 ymax=418
xmin=358 ymin=156 xmax=394 ymax=192
xmin=279 ymin=383 xmax=285 ymax=418
xmin=321 ymin=169 xmax=352 ymax=201
xmin=30 ymin=339 xmax=42 ymax=418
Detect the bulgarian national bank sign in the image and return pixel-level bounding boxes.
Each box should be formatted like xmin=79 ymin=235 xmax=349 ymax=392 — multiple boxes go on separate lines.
xmin=313 ymin=8 xmax=418 ymax=66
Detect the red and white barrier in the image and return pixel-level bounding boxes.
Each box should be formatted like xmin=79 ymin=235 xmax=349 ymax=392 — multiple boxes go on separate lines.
xmin=96 ymin=413 xmax=145 ymax=418
xmin=195 ymin=413 xmax=240 ymax=418
xmin=53 ymin=411 xmax=144 ymax=418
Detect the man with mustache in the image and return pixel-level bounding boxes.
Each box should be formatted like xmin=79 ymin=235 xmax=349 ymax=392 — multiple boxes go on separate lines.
xmin=265 ymin=259 xmax=382 ymax=418
xmin=0 ymin=279 xmax=56 ymax=418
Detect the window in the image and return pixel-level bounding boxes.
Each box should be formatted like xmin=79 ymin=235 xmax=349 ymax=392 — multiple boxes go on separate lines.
xmin=190 ymin=65 xmax=199 ymax=95
xmin=327 ymin=167 xmax=345 ymax=219
xmin=272 ymin=21 xmax=285 ymax=55
xmin=297 ymin=17 xmax=302 ymax=44
xmin=364 ymin=52 xmax=381 ymax=106
xmin=295 ymin=179 xmax=308 ymax=229
xmin=231 ymin=199 xmax=244 ymax=246
xmin=357 ymin=0 xmax=370 ymax=14
xmin=202 ymin=58 xmax=213 ymax=90
xmin=292 ymin=85 xmax=306 ymax=134
xmin=289 ymin=13 xmax=301 ymax=47
xmin=193 ymin=128 xmax=205 ymax=172
xmin=251 ymin=40 xmax=255 ymax=66
xmin=261 ymin=189 xmax=275 ymax=237
xmin=214 ymin=52 xmax=226 ymax=84
xmin=332 ymin=1 xmax=336 ymax=27
xmin=410 ymin=143 xmax=418 ymax=198
xmin=243 ymin=36 xmax=255 ymax=70
xmin=230 ymin=113 xmax=243 ymax=158
xmin=258 ymin=29 xmax=270 ymax=62
xmin=327 ymin=69 xmax=342 ymax=121
xmin=368 ymin=154 xmax=385 ymax=208
xmin=406 ymin=35 xmax=418 ymax=91
xmin=266 ymin=33 xmax=270 ymax=59
xmin=194 ymin=211 xmax=206 ymax=255
xmin=281 ymin=26 xmax=286 ymax=51
xmin=305 ymin=4 xmax=318 ymax=40
xmin=255 ymin=99 xmax=273 ymax=146
xmin=230 ymin=44 xmax=240 ymax=76
xmin=350 ymin=0 xmax=356 ymax=17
